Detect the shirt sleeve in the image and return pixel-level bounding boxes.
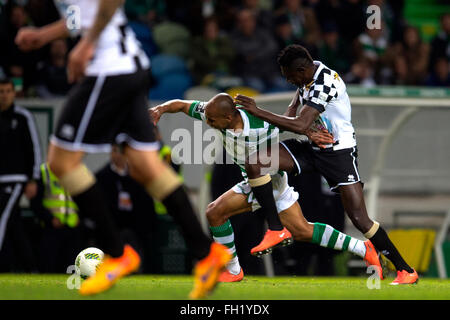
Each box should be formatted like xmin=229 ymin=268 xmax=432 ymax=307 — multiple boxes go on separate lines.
xmin=188 ymin=101 xmax=207 ymax=121
xmin=306 ymin=70 xmax=339 ymax=113
xmin=54 ymin=1 xmax=82 ymax=38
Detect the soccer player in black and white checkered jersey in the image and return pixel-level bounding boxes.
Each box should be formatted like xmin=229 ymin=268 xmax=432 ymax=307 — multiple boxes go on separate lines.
xmin=235 ymin=44 xmax=418 ymax=285
xmin=15 ymin=0 xmax=230 ymax=298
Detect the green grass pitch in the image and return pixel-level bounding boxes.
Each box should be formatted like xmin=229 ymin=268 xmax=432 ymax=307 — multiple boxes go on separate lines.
xmin=1 ymin=274 xmax=450 ymax=300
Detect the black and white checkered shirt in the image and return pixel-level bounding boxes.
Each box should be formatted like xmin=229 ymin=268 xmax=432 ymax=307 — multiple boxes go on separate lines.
xmin=299 ymin=61 xmax=356 ymax=151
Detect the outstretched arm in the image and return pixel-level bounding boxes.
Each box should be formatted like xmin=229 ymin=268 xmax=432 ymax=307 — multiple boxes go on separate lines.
xmin=235 ymin=94 xmax=318 ymax=135
xmin=15 ymin=19 xmax=69 ymax=51
xmin=148 ymin=100 xmax=195 ymax=125
xmin=235 ymin=94 xmax=334 ymax=147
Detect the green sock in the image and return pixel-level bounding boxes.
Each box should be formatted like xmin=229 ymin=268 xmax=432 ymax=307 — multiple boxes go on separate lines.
xmin=311 ymin=222 xmax=366 ymax=258
xmin=210 ymin=220 xmax=241 ymax=274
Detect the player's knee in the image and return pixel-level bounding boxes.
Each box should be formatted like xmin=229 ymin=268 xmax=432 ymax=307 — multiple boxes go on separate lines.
xmin=205 ymin=201 xmax=226 ymax=225
xmin=47 ymin=157 xmax=76 ymax=178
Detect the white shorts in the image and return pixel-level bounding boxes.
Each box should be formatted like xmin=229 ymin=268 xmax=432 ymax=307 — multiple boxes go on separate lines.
xmin=232 ymin=172 xmax=299 ymax=213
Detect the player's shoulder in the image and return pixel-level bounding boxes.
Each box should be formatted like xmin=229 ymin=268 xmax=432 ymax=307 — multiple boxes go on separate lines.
xmin=240 ymin=109 xmax=265 ymax=129
xmin=190 ymin=100 xmax=207 ymax=113
xmin=188 ymin=100 xmax=207 ymax=121
xmin=313 ymin=61 xmax=341 ymax=87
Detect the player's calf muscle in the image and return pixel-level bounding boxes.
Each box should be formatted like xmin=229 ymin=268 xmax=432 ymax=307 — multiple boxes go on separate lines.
xmin=280 ymin=215 xmax=313 ymax=241
xmin=125 ymin=148 xmax=165 ymax=182
xmin=145 ymin=166 xmax=182 ymax=201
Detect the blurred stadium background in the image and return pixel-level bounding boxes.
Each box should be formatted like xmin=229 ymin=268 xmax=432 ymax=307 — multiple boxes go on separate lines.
xmin=2 ymin=0 xmax=450 ymax=283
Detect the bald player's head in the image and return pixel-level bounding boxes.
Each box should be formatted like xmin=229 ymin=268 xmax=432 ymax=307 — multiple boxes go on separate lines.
xmin=204 ymin=93 xmax=240 ymax=130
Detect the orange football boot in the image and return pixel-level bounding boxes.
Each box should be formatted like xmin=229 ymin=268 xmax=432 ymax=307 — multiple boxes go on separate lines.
xmin=79 ymin=244 xmax=140 ymax=296
xmin=189 ymin=242 xmax=232 ymax=299
xmin=218 ymin=268 xmax=244 ymax=282
xmin=363 ymin=240 xmax=384 ymax=280
xmin=390 ymin=269 xmax=419 ymax=285
xmin=250 ymin=227 xmax=293 ymax=257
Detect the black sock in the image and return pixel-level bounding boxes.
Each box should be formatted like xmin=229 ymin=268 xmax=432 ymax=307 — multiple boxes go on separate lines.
xmin=162 ymin=186 xmax=212 ymax=260
xmin=370 ymin=226 xmax=413 ymax=273
xmin=251 ymin=181 xmax=283 ymax=231
xmin=72 ymin=183 xmax=124 ymax=258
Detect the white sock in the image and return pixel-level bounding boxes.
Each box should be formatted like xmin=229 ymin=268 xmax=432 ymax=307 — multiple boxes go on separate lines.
xmin=312 ymin=222 xmax=367 ymax=258
xmin=210 ymin=220 xmax=242 ymax=275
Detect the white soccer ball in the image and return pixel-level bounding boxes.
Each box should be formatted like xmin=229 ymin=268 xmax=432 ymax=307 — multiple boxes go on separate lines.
xmin=75 ymin=247 xmax=104 ymax=279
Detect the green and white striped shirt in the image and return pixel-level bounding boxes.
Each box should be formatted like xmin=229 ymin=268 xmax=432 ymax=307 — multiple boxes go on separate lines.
xmin=188 ymin=100 xmax=281 ymax=180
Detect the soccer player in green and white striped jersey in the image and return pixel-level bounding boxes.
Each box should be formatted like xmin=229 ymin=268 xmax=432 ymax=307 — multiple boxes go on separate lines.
xmin=150 ymin=93 xmax=380 ymax=282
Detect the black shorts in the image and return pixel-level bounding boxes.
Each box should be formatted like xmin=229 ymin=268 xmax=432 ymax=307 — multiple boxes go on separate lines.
xmin=51 ymin=69 xmax=158 ymax=153
xmin=281 ymin=139 xmax=362 ymax=192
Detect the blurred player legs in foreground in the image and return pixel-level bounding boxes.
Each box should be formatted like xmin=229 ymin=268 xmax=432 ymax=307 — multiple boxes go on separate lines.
xmin=15 ymin=0 xmax=229 ymax=299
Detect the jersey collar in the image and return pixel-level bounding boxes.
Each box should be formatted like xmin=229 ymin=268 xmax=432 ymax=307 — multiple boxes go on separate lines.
xmin=305 ymin=61 xmax=324 ymax=90
xmin=238 ymin=109 xmax=250 ymax=136
xmin=225 ymin=109 xmax=250 ymax=137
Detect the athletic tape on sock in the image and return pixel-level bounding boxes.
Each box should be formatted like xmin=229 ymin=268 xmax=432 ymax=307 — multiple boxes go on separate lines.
xmin=364 ymin=221 xmax=380 ymax=239
xmin=248 ymin=174 xmax=271 ymax=187
xmin=145 ymin=166 xmax=182 ymax=201
xmin=59 ymin=164 xmax=95 ymax=196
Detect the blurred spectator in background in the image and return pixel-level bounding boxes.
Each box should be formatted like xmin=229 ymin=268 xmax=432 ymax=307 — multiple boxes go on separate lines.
xmin=189 ymin=16 xmax=236 ymax=86
xmin=425 ymin=57 xmax=450 ymax=87
xmin=354 ymin=23 xmax=390 ymax=84
xmin=35 ymin=39 xmax=72 ymax=98
xmin=365 ymin=0 xmax=396 ymax=42
xmin=390 ymin=55 xmax=410 ymax=86
xmin=274 ymin=13 xmax=309 ymax=54
xmin=241 ymin=0 xmax=274 ymax=31
xmin=334 ymin=0 xmax=366 ymax=46
xmin=386 ymin=26 xmax=429 ymax=85
xmin=0 ymin=78 xmax=41 ymax=272
xmin=1 ymin=0 xmax=447 ymax=97
xmin=311 ymin=0 xmax=365 ymax=47
xmin=95 ymin=145 xmax=158 ymax=274
xmin=344 ymin=57 xmax=376 ymax=87
xmin=29 ymin=162 xmax=83 ymax=273
xmin=429 ymin=13 xmax=450 ymax=72
xmin=124 ymin=0 xmax=166 ymax=26
xmin=317 ymin=21 xmax=351 ymax=75
xmin=25 ymin=0 xmax=60 ymax=28
xmin=165 ymin=0 xmax=220 ymax=36
xmin=354 ymin=24 xmax=389 ymax=66
xmin=274 ymin=0 xmax=320 ymax=52
xmin=383 ymin=0 xmax=406 ymax=43
xmin=231 ymin=8 xmax=290 ymax=93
